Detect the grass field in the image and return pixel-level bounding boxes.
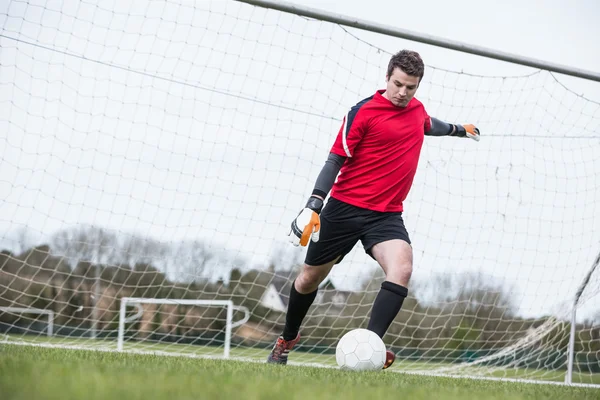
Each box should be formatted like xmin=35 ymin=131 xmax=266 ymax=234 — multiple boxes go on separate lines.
xmin=4 ymin=334 xmax=600 ymax=385
xmin=1 ymin=344 xmax=599 ymax=400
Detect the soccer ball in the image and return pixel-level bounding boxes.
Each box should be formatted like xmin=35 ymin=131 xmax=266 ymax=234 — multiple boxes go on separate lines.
xmin=335 ymin=328 xmax=386 ymax=371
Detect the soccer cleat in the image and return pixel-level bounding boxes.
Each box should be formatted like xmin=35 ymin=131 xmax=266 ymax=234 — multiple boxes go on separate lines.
xmin=383 ymin=350 xmax=395 ymax=369
xmin=266 ymin=334 xmax=300 ymax=365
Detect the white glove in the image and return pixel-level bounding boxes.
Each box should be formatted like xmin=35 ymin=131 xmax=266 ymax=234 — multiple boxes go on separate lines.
xmin=288 ymin=197 xmax=323 ymax=247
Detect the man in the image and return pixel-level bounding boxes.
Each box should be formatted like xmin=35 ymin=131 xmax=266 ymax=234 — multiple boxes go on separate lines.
xmin=267 ymin=50 xmax=480 ymax=369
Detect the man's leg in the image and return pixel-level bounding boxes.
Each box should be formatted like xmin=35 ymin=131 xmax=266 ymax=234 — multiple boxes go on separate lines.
xmin=367 ymin=239 xmax=412 ymax=368
xmin=268 ymin=197 xmax=361 ymax=364
xmin=267 ymin=259 xmax=338 ymax=364
xmin=368 ymin=239 xmax=412 ymax=337
xmin=282 ymin=259 xmax=338 ymax=340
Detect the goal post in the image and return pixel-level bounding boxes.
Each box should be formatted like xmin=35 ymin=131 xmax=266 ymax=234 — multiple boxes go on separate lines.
xmin=566 ymin=251 xmax=600 ymax=385
xmin=0 ymin=307 xmax=54 ymax=337
xmin=117 ymin=298 xmax=250 ymax=358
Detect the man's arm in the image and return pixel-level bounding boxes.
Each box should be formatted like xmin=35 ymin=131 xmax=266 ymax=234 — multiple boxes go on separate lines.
xmin=310 ymin=152 xmax=346 ymax=201
xmin=426 ymin=117 xmax=480 ymax=141
xmin=288 ymin=152 xmax=346 ymax=246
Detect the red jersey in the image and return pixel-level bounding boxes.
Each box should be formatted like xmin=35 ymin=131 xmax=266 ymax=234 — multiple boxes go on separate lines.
xmin=330 ymin=90 xmax=431 ymax=212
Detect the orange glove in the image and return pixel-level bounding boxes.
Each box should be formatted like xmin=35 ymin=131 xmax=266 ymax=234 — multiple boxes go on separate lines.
xmin=451 ymin=124 xmax=481 ymax=141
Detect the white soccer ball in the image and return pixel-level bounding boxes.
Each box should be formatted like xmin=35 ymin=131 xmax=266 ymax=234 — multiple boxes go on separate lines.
xmin=335 ymin=328 xmax=386 ymax=371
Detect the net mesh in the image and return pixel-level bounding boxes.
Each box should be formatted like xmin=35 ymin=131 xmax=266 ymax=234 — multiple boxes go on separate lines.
xmin=1 ymin=0 xmax=599 ymax=384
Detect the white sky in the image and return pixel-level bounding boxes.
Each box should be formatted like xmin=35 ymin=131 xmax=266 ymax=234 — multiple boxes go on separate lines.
xmin=293 ymin=0 xmax=600 ymax=96
xmin=0 ymin=0 xmax=599 ymax=321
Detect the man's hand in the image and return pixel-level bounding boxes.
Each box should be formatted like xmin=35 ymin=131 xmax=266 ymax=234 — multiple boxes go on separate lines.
xmin=463 ymin=124 xmax=481 ymax=141
xmin=451 ymin=124 xmax=481 ymax=142
xmin=289 ymin=196 xmax=323 ymax=247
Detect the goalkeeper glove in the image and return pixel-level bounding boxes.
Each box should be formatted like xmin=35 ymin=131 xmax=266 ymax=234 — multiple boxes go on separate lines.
xmin=288 ymin=196 xmax=323 ymax=247
xmin=450 ymin=124 xmax=480 ymax=141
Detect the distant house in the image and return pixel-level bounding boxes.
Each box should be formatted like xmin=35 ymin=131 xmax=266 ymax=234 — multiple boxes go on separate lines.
xmin=259 ymin=271 xmax=352 ymax=315
xmin=258 ymin=270 xmax=294 ymax=313
xmin=260 ymin=283 xmax=288 ymax=313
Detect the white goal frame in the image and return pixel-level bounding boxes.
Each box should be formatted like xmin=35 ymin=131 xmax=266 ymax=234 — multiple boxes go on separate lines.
xmin=0 ymin=307 xmax=55 ymax=337
xmin=117 ymin=298 xmax=250 ymax=358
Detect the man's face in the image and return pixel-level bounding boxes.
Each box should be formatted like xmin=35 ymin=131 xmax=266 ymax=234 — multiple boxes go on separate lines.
xmin=384 ymin=67 xmax=420 ymax=108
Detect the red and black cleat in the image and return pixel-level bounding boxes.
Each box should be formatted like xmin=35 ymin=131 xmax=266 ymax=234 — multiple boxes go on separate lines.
xmin=383 ymin=350 xmax=395 ymax=369
xmin=266 ymin=334 xmax=300 ymax=365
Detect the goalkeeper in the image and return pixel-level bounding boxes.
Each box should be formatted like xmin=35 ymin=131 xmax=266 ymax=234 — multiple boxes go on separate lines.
xmin=267 ymin=50 xmax=480 ymax=369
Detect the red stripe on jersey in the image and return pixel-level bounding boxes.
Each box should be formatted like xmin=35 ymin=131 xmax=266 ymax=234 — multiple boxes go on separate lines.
xmin=330 ymin=90 xmax=430 ymax=212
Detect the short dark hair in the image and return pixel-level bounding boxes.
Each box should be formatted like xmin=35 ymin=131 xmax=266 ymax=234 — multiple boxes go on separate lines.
xmin=387 ymin=50 xmax=424 ymax=81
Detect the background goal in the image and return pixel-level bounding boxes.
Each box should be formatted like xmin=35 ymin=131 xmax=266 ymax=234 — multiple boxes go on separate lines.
xmin=1 ymin=0 xmax=599 ymax=386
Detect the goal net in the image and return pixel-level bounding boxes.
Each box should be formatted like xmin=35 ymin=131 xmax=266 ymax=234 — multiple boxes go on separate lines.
xmin=1 ymin=0 xmax=599 ymax=385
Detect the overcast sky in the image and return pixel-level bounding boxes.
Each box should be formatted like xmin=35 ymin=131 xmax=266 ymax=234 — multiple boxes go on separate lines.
xmin=289 ymin=0 xmax=600 ymax=96
xmin=0 ymin=0 xmax=599 ymax=320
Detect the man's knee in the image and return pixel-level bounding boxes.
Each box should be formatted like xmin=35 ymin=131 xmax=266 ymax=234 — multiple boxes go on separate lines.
xmin=384 ymin=262 xmax=412 ymax=287
xmin=294 ymin=262 xmax=335 ymax=294
xmin=396 ymin=262 xmax=413 ymax=279
xmin=371 ymin=240 xmax=413 ymax=286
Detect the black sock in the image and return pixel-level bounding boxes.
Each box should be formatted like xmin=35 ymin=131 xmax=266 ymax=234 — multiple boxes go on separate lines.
xmin=282 ymin=280 xmax=318 ymax=341
xmin=367 ymin=281 xmax=408 ymax=339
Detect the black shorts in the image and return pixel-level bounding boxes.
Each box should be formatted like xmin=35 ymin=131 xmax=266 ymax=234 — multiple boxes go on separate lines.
xmin=305 ymin=197 xmax=411 ymax=266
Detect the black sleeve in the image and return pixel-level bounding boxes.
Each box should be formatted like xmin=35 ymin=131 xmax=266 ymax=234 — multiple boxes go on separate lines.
xmin=425 ymin=117 xmax=455 ymax=136
xmin=311 ymin=152 xmax=346 ymax=199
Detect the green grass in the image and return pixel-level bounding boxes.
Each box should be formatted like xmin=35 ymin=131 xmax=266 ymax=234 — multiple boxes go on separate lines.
xmin=5 ymin=334 xmax=600 ymax=384
xmin=0 ymin=334 xmax=454 ymax=368
xmin=1 ymin=344 xmax=599 ymax=400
